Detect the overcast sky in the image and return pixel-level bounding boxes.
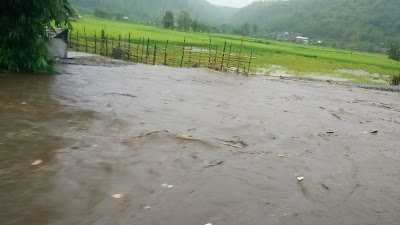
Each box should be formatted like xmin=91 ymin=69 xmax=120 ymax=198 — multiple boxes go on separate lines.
xmin=206 ymin=0 xmax=256 ymax=8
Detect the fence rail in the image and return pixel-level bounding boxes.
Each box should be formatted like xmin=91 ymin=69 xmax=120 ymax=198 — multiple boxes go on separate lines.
xmin=68 ymin=29 xmax=256 ymax=74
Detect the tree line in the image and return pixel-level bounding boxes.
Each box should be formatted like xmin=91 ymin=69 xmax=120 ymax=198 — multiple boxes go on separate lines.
xmin=162 ymin=10 xmax=209 ymax=32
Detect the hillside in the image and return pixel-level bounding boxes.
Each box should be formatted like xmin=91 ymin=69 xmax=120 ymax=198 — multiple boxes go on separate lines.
xmin=69 ymin=0 xmax=238 ymax=23
xmin=230 ymin=0 xmax=400 ymax=44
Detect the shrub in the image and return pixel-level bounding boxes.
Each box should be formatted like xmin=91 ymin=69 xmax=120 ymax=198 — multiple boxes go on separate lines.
xmin=388 ymin=43 xmax=400 ymax=61
xmin=0 ymin=0 xmax=72 ymax=74
xmin=391 ymin=74 xmax=400 ymax=86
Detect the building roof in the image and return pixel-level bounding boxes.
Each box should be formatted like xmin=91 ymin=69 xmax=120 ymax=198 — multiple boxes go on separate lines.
xmin=296 ymin=36 xmax=309 ymax=40
xmin=45 ymin=28 xmax=67 ymax=39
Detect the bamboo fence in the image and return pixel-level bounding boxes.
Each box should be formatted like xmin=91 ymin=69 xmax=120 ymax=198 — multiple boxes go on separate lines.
xmin=68 ymin=28 xmax=256 ymax=74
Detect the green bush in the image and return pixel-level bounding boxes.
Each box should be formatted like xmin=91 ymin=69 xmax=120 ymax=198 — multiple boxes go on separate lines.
xmin=391 ymin=74 xmax=400 ymax=86
xmin=388 ymin=43 xmax=400 ymax=61
xmin=0 ymin=0 xmax=71 ymax=74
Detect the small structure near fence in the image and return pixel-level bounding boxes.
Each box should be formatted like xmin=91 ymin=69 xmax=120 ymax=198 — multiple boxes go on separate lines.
xmin=46 ymin=28 xmax=69 ymax=58
xmin=68 ymin=28 xmax=256 ymax=74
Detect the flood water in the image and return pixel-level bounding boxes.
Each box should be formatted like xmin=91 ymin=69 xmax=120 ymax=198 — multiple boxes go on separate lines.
xmin=1 ymin=62 xmax=400 ymax=225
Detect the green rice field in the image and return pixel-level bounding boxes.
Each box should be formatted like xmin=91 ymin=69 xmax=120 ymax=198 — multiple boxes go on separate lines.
xmin=69 ymin=15 xmax=400 ymax=85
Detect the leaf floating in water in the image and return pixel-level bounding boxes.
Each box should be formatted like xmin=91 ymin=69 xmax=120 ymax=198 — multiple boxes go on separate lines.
xmin=112 ymin=193 xmax=123 ymax=199
xmin=31 ymin=159 xmax=42 ymax=166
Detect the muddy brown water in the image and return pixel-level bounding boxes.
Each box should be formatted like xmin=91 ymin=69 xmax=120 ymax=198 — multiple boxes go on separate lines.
xmin=1 ymin=63 xmax=400 ymax=225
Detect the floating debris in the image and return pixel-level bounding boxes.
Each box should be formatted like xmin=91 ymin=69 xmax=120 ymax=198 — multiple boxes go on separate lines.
xmin=31 ymin=159 xmax=42 ymax=166
xmin=144 ymin=206 xmax=151 ymax=209
xmin=162 ymin=183 xmax=174 ymax=188
xmin=112 ymin=193 xmax=123 ymax=199
xmin=176 ymin=134 xmax=193 ymax=140
xmin=321 ymin=183 xmax=330 ymax=190
xmin=203 ymin=160 xmax=224 ymax=168
xmin=297 ymin=176 xmax=304 ymax=181
xmin=277 ymin=154 xmax=291 ymax=158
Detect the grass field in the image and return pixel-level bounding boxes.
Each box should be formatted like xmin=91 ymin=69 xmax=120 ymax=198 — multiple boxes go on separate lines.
xmin=70 ymin=15 xmax=400 ymax=85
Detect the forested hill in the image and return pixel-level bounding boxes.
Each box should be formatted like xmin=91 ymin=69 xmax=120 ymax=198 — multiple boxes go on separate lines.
xmin=69 ymin=0 xmax=238 ymax=23
xmin=230 ymin=0 xmax=400 ymax=44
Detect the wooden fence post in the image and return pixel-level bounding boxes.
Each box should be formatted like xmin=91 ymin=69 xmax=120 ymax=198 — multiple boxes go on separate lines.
xmin=214 ymin=44 xmax=218 ymax=67
xmin=141 ymin=37 xmax=145 ymax=62
xmin=69 ymin=29 xmax=72 ymax=48
xmin=188 ymin=44 xmax=193 ymax=66
xmin=84 ymin=27 xmax=88 ymax=53
xmin=136 ymin=37 xmax=141 ymax=62
xmin=124 ymin=33 xmax=127 ymax=52
xmin=145 ymin=38 xmax=150 ymax=63
xmin=220 ymin=41 xmax=226 ymax=70
xmin=111 ymin=36 xmax=113 ymax=58
xmin=105 ymin=34 xmax=108 ymax=56
xmin=118 ymin=34 xmax=121 ymax=58
xmin=164 ymin=40 xmax=169 ymax=66
xmin=153 ymin=45 xmax=157 ymax=65
xmin=180 ymin=38 xmax=186 ymax=67
xmin=100 ymin=29 xmax=105 ymax=55
xmin=76 ymin=31 xmax=79 ymax=51
xmin=172 ymin=44 xmax=176 ymax=67
xmin=237 ymin=35 xmax=244 ymax=74
xmin=199 ymin=40 xmax=204 ymax=67
xmin=247 ymin=51 xmax=253 ymax=75
xmin=208 ymin=38 xmax=212 ymax=67
xmin=128 ymin=33 xmax=131 ymax=61
xmin=94 ymin=32 xmax=97 ymax=54
xmin=226 ymin=42 xmax=232 ymax=69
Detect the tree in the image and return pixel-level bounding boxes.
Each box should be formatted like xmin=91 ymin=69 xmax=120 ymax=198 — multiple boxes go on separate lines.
xmin=94 ymin=8 xmax=111 ymax=19
xmin=252 ymin=24 xmax=258 ymax=35
xmin=241 ymin=22 xmax=250 ymax=35
xmin=162 ymin=11 xmax=174 ymax=29
xmin=177 ymin=11 xmax=192 ymax=31
xmin=197 ymin=22 xmax=209 ymax=33
xmin=192 ymin=19 xmax=199 ymax=32
xmin=70 ymin=5 xmax=79 ymax=18
xmin=114 ymin=13 xmax=123 ymax=21
xmin=388 ymin=42 xmax=400 ymax=61
xmin=0 ymin=0 xmax=72 ymax=73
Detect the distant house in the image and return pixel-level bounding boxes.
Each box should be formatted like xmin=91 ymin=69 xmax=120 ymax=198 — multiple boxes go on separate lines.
xmin=123 ymin=17 xmax=128 ymax=20
xmin=296 ymin=36 xmax=309 ymax=44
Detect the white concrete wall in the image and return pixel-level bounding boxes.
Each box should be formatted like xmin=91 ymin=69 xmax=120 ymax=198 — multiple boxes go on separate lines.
xmin=48 ymin=39 xmax=67 ymax=58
